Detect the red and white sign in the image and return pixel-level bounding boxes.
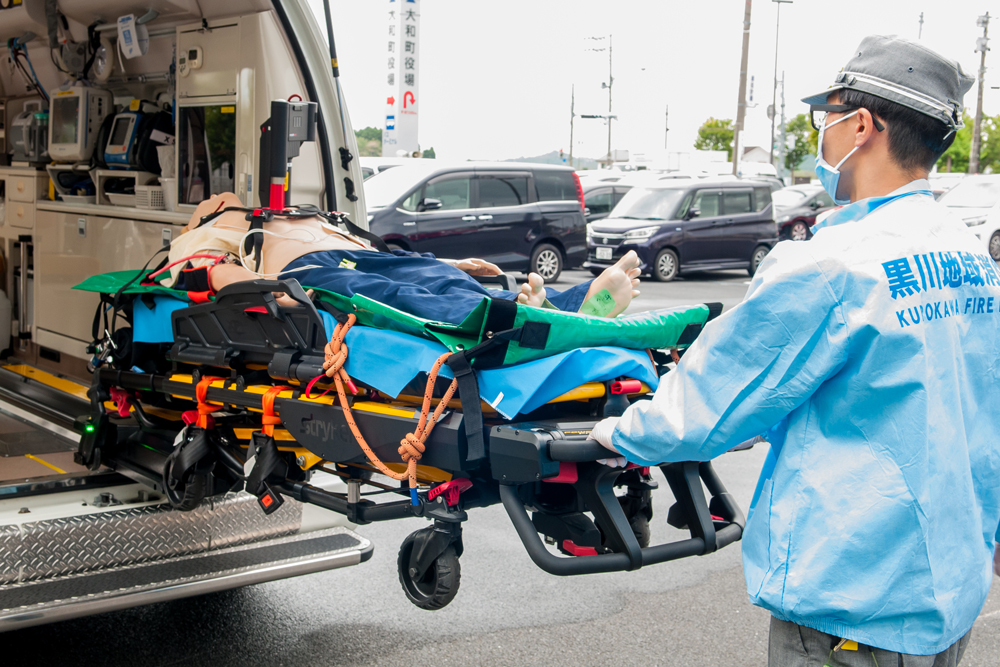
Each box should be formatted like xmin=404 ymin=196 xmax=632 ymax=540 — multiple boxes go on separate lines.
xmin=383 ymin=0 xmax=420 ymax=157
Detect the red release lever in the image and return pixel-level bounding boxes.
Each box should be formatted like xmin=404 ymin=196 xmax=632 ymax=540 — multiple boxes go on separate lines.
xmin=427 ymin=478 xmax=473 ymax=506
xmin=610 ymin=379 xmax=643 ymax=395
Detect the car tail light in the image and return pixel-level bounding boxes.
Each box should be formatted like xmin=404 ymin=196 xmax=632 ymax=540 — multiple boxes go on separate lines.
xmin=572 ymin=172 xmax=585 ymax=212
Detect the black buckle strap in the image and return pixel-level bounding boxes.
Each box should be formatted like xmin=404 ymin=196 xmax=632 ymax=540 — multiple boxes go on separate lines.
xmin=444 ymin=352 xmax=485 ymax=463
xmin=246 ymin=431 xmax=288 ymax=499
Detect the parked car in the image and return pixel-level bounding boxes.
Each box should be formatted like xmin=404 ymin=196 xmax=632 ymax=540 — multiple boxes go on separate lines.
xmin=977 ymin=201 xmax=1000 ymax=262
xmin=772 ymin=185 xmax=834 ymax=240
xmin=939 ymin=175 xmax=1000 ymax=257
xmin=359 ymin=156 xmax=432 ymax=180
xmin=363 ymin=162 xmax=586 ymax=282
xmin=584 ymin=180 xmax=778 ymax=281
xmin=938 ymin=173 xmax=1000 ymax=226
xmin=927 ymin=172 xmax=966 ymax=199
xmin=748 ymin=176 xmax=786 ymax=193
xmin=583 ymin=181 xmax=632 ymax=224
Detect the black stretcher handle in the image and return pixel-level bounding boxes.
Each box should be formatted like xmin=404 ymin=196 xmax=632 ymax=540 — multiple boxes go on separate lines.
xmin=500 ymin=460 xmax=745 ymax=576
xmin=215 ymin=278 xmax=314 ymax=309
xmin=548 ymin=438 xmax=611 ymax=462
xmin=548 ymin=436 xmax=760 ymax=462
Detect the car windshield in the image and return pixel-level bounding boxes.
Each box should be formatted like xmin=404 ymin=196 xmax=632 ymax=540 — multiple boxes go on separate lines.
xmin=771 ymin=188 xmax=812 ymax=208
xmin=611 ymin=187 xmax=686 ymax=220
xmin=938 ymin=178 xmax=1000 ymax=208
xmin=363 ymin=166 xmax=436 ymax=209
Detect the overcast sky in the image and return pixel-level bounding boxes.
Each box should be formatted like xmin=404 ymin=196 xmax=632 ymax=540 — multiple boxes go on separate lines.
xmin=312 ymin=1 xmax=1000 ymax=162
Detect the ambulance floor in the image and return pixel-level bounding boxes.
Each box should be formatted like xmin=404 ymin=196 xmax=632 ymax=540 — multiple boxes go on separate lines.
xmin=0 ymin=411 xmax=86 ymax=482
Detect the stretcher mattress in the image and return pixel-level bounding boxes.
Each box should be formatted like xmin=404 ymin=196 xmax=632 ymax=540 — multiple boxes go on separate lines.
xmin=130 ymin=295 xmax=659 ymax=419
xmin=75 ymin=270 xmax=717 ymax=367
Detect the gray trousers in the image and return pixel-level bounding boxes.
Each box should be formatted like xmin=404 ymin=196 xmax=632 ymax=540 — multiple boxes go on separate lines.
xmin=768 ymin=616 xmax=971 ymax=667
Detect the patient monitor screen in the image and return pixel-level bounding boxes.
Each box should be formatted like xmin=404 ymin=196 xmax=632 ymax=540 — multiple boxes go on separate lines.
xmin=52 ymin=96 xmax=80 ymax=145
xmin=109 ymin=117 xmax=131 ymax=147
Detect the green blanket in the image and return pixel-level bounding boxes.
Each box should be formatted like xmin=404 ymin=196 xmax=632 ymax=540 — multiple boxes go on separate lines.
xmin=74 ymin=271 xmax=715 ymax=366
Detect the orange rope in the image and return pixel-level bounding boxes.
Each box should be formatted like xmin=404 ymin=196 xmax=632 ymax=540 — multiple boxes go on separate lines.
xmin=317 ymin=314 xmax=458 ymax=491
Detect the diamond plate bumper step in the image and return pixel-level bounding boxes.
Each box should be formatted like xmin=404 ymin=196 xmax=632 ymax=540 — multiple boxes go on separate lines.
xmin=0 ymin=526 xmax=372 ymax=631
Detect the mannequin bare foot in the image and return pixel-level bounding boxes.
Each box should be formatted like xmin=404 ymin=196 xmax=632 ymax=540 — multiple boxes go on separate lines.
xmin=516 ymin=272 xmax=547 ymax=307
xmin=584 ymin=250 xmax=641 ymax=317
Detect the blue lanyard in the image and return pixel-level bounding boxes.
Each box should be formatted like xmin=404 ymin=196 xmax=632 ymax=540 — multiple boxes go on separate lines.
xmin=812 ymin=189 xmax=934 ymax=233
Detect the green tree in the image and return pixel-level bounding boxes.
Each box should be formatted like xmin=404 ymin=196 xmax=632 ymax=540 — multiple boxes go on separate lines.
xmin=422 ymin=147 xmax=436 ymax=159
xmin=933 ymin=112 xmax=1000 ymax=174
xmin=694 ymin=117 xmax=735 ymax=160
xmin=937 ymin=113 xmax=973 ymax=173
xmin=355 ymin=126 xmax=381 ymax=143
xmin=354 ymin=126 xmax=383 ymax=157
xmin=784 ymin=113 xmax=817 ymax=173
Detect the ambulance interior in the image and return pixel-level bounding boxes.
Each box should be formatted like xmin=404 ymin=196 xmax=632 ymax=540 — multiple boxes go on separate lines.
xmin=0 ymin=0 xmax=362 ymax=485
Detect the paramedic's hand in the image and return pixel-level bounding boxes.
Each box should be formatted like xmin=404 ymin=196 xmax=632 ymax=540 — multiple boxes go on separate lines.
xmin=445 ymin=258 xmax=503 ymax=276
xmin=591 ymin=417 xmax=626 ymax=467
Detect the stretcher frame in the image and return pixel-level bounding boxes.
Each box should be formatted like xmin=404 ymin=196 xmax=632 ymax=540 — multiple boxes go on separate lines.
xmin=77 ymin=277 xmax=745 ymax=609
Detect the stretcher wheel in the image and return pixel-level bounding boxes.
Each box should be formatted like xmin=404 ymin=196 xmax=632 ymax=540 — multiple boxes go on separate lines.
xmin=629 ymin=514 xmax=651 ymax=548
xmin=397 ymin=533 xmax=461 ymax=610
xmin=163 ymin=458 xmax=209 ymax=511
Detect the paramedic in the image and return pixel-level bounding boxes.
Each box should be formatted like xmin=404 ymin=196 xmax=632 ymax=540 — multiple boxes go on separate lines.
xmin=591 ymin=35 xmax=1000 ymax=665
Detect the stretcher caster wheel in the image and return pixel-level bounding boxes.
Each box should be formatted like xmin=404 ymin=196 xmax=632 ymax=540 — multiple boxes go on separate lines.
xmin=397 ymin=532 xmax=461 ymax=610
xmin=163 ymin=458 xmax=208 ymax=511
xmin=628 ymin=513 xmax=651 ymax=548
xmin=620 ymin=492 xmax=653 ymax=548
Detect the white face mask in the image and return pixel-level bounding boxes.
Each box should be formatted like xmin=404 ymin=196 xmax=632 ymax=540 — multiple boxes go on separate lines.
xmin=815 ymin=110 xmax=860 ymax=205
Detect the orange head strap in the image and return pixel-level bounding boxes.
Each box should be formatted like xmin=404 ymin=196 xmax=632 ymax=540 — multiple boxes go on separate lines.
xmin=194 ymin=376 xmax=224 ymax=429
xmin=261 ymin=386 xmax=290 ymax=437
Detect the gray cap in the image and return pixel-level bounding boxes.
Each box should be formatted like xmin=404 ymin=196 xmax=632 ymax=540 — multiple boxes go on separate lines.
xmin=801 ymin=35 xmax=975 ymax=132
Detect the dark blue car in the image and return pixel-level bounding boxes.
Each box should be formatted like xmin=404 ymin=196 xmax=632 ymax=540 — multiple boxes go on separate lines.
xmin=364 ymin=162 xmax=587 ymax=282
xmin=583 ymin=180 xmax=779 ymax=281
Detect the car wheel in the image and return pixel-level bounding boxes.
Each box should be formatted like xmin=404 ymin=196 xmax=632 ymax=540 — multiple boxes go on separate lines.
xmin=748 ymin=245 xmax=770 ymax=276
xmin=530 ymin=243 xmax=563 ymax=283
xmin=990 ymin=231 xmax=1000 ymax=262
xmin=653 ymin=248 xmax=679 ymax=282
xmin=789 ymin=221 xmax=810 ymax=241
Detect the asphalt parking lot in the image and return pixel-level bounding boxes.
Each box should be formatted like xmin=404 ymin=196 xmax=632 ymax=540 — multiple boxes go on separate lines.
xmin=6 ymin=269 xmax=1000 ymax=666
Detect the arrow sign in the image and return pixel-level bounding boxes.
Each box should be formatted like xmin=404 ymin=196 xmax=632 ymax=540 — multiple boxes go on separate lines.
xmin=403 ymin=91 xmax=415 ymax=109
xmin=387 ymin=96 xmax=395 ymax=106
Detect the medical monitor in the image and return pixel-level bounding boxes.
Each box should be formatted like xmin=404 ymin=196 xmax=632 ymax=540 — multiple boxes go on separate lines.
xmin=104 ymin=113 xmax=140 ymax=167
xmin=48 ymin=85 xmax=113 ymax=162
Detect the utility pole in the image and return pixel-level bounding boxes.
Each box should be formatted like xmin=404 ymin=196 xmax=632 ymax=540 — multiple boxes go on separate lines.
xmin=569 ymin=85 xmax=575 ymax=168
xmin=604 ymin=35 xmax=614 ymax=163
xmin=918 ymin=12 xmax=924 ymax=39
xmin=585 ymin=35 xmax=614 ymax=166
xmin=734 ymin=0 xmax=752 ymax=176
xmin=664 ymin=105 xmax=669 ymax=151
xmin=770 ymin=0 xmax=793 ymax=166
xmin=971 ymin=13 xmax=990 ymax=174
xmin=778 ymin=71 xmax=787 ymax=182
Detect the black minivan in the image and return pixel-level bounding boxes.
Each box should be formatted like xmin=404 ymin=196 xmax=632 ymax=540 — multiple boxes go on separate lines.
xmin=583 ymin=180 xmax=779 ymax=281
xmin=363 ymin=163 xmax=587 ymax=282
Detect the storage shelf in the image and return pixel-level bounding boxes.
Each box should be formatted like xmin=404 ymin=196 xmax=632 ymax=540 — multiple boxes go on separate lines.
xmin=36 ymin=201 xmax=191 ymax=225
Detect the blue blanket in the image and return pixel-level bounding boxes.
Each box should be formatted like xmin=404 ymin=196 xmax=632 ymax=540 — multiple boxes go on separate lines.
xmin=133 ymin=296 xmax=659 ymax=419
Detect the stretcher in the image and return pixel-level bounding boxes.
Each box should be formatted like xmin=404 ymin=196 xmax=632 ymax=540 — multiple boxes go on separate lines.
xmin=73 ymin=272 xmax=745 ymax=609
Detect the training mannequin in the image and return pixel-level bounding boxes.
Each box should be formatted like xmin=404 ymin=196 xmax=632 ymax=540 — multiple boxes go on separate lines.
xmin=166 ymin=193 xmax=641 ymax=324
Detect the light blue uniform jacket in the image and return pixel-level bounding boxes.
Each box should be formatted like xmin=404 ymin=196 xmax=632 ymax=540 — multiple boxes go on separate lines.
xmin=611 ymin=180 xmax=1000 ymax=655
